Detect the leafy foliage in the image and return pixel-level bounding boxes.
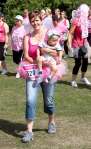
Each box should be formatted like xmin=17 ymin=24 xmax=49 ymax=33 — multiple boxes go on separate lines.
xmin=2 ymin=0 xmax=91 ymax=29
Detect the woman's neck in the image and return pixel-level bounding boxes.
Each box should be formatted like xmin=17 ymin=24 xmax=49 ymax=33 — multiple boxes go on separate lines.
xmin=31 ymin=27 xmax=45 ymax=43
xmin=33 ymin=28 xmax=42 ymax=35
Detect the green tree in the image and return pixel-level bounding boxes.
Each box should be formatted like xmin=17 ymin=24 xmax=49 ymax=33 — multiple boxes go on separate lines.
xmin=3 ymin=0 xmax=91 ymax=29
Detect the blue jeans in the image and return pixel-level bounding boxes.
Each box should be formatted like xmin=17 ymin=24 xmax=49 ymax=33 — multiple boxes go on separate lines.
xmin=26 ymin=80 xmax=55 ymax=120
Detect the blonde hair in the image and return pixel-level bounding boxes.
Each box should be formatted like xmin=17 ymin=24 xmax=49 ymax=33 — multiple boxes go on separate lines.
xmin=46 ymin=8 xmax=52 ymax=15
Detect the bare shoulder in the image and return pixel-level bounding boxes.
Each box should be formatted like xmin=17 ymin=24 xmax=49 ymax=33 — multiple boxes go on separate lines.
xmin=24 ymin=34 xmax=30 ymax=40
xmin=4 ymin=22 xmax=9 ymax=32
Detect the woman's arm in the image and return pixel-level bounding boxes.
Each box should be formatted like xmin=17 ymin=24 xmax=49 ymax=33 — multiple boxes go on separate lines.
xmin=4 ymin=23 xmax=9 ymax=48
xmin=67 ymin=24 xmax=76 ymax=49
xmin=58 ymin=50 xmax=64 ymax=59
xmin=23 ymin=35 xmax=33 ymax=63
xmin=40 ymin=47 xmax=58 ymax=57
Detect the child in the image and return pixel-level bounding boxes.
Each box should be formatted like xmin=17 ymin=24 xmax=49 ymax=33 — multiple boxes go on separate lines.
xmin=35 ymin=30 xmax=64 ymax=85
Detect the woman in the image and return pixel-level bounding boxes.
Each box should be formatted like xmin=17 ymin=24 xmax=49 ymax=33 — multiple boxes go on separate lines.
xmin=60 ymin=11 xmax=70 ymax=56
xmin=0 ymin=12 xmax=9 ymax=75
xmin=68 ymin=4 xmax=91 ymax=87
xmin=87 ymin=6 xmax=91 ymax=46
xmin=23 ymin=9 xmax=33 ymax=34
xmin=42 ymin=8 xmax=53 ymax=30
xmin=21 ymin=11 xmax=58 ymax=143
xmin=11 ymin=15 xmax=26 ymax=78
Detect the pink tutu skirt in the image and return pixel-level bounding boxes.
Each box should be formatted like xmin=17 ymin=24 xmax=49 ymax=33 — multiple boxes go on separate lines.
xmin=51 ymin=60 xmax=67 ymax=82
xmin=17 ymin=60 xmax=67 ymax=82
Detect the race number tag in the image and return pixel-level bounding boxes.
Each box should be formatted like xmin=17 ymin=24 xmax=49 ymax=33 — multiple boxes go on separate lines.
xmin=23 ymin=64 xmax=39 ymax=79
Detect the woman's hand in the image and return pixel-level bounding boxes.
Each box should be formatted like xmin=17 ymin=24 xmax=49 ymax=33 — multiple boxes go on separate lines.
xmin=56 ymin=57 xmax=62 ymax=64
xmin=48 ymin=49 xmax=58 ymax=57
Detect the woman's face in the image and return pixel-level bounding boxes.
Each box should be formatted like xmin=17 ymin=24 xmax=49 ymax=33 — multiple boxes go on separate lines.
xmin=30 ymin=16 xmax=42 ymax=31
xmin=15 ymin=19 xmax=22 ymax=27
xmin=55 ymin=9 xmax=60 ymax=16
xmin=0 ymin=17 xmax=3 ymax=22
xmin=61 ymin=11 xmax=66 ymax=19
xmin=89 ymin=9 xmax=91 ymax=16
xmin=23 ymin=9 xmax=29 ymax=17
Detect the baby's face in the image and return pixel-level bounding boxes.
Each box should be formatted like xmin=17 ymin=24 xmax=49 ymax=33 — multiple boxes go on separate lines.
xmin=48 ymin=36 xmax=59 ymax=46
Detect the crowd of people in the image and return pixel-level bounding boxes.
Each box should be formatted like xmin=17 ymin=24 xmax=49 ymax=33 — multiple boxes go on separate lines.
xmin=0 ymin=3 xmax=91 ymax=143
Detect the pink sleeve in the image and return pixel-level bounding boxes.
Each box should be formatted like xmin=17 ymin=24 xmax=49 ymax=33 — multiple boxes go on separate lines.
xmin=72 ymin=19 xmax=78 ymax=26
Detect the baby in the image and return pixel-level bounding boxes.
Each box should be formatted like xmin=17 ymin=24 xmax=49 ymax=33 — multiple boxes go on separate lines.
xmin=36 ymin=30 xmax=64 ymax=84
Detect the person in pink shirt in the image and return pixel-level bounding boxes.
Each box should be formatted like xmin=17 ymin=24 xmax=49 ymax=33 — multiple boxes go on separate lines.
xmin=68 ymin=4 xmax=91 ymax=87
xmin=0 ymin=12 xmax=9 ymax=75
xmin=11 ymin=15 xmax=26 ymax=78
xmin=87 ymin=6 xmax=91 ymax=46
xmin=20 ymin=11 xmax=58 ymax=143
xmin=42 ymin=8 xmax=53 ymax=30
xmin=23 ymin=9 xmax=33 ymax=34
xmin=51 ymin=14 xmax=68 ymax=53
xmin=59 ymin=11 xmax=70 ymax=56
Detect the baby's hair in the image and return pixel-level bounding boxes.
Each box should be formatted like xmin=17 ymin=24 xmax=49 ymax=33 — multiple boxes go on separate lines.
xmin=48 ymin=34 xmax=60 ymax=40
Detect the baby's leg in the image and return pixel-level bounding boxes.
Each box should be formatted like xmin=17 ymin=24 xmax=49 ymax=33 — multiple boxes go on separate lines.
xmin=37 ymin=56 xmax=44 ymax=73
xmin=50 ymin=61 xmax=57 ymax=78
xmin=47 ymin=59 xmax=57 ymax=79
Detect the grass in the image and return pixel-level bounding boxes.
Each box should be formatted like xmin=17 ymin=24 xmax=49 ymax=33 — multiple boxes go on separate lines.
xmin=0 ymin=51 xmax=91 ymax=149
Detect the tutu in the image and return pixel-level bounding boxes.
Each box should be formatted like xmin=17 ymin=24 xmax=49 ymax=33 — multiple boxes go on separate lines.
xmin=50 ymin=60 xmax=67 ymax=83
xmin=17 ymin=60 xmax=67 ymax=82
xmin=17 ymin=60 xmax=50 ymax=80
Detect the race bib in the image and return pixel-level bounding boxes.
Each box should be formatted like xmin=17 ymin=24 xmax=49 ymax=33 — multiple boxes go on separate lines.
xmin=18 ymin=61 xmax=50 ymax=80
xmin=23 ymin=64 xmax=39 ymax=79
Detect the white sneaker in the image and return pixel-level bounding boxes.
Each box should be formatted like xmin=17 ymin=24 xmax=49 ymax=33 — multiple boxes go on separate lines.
xmin=1 ymin=69 xmax=8 ymax=75
xmin=80 ymin=77 xmax=91 ymax=86
xmin=16 ymin=72 xmax=20 ymax=78
xmin=71 ymin=80 xmax=78 ymax=88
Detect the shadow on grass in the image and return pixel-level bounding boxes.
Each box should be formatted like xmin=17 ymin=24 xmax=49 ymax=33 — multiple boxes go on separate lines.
xmin=7 ymin=72 xmax=16 ymax=77
xmin=0 ymin=119 xmax=25 ymax=137
xmin=57 ymin=80 xmax=91 ymax=90
xmin=0 ymin=119 xmax=47 ymax=138
xmin=0 ymin=72 xmax=16 ymax=77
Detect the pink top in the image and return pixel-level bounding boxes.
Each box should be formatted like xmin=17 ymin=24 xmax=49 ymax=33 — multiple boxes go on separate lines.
xmin=11 ymin=25 xmax=26 ymax=51
xmin=28 ymin=37 xmax=38 ymax=60
xmin=0 ymin=23 xmax=5 ymax=42
xmin=88 ymin=16 xmax=91 ymax=33
xmin=46 ymin=23 xmax=68 ymax=44
xmin=72 ymin=19 xmax=85 ymax=48
xmin=59 ymin=19 xmax=70 ymax=29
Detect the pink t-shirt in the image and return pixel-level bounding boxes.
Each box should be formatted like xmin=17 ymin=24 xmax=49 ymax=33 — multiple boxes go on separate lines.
xmin=23 ymin=17 xmax=33 ymax=34
xmin=88 ymin=16 xmax=91 ymax=33
xmin=72 ymin=19 xmax=85 ymax=48
xmin=11 ymin=25 xmax=26 ymax=51
xmin=42 ymin=16 xmax=53 ymax=30
xmin=46 ymin=23 xmax=68 ymax=44
xmin=0 ymin=23 xmax=5 ymax=42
